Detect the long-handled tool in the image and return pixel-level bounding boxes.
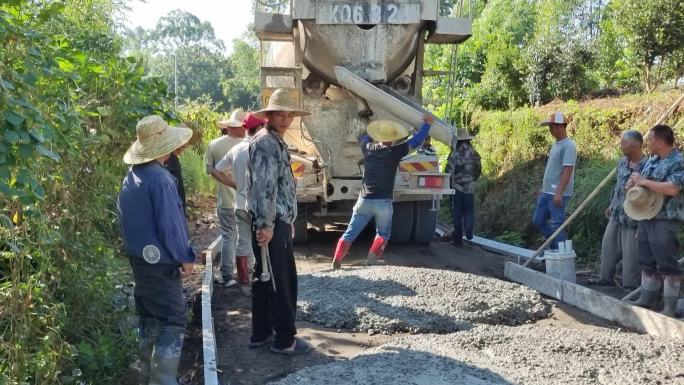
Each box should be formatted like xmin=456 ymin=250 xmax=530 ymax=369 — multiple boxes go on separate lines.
xmin=260 ymin=244 xmax=276 ymax=292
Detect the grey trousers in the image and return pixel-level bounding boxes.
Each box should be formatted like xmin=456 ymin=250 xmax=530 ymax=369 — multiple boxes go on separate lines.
xmin=600 ymin=218 xmax=640 ymax=288
xmin=218 ymin=207 xmax=237 ymax=278
xmin=235 ymin=209 xmax=255 ymax=267
xmin=638 ymin=219 xmax=682 ymax=275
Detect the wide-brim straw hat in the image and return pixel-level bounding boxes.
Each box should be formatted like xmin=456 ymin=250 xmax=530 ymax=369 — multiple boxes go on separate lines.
xmin=367 ymin=120 xmax=409 ymax=143
xmin=218 ymin=109 xmax=247 ymax=129
xmin=256 ymin=88 xmax=310 ymax=117
xmin=624 ymin=185 xmax=664 ymax=221
xmin=456 ymin=127 xmax=473 ymax=140
xmin=540 ymin=111 xmax=569 ymax=126
xmin=124 ymin=115 xmax=193 ymax=165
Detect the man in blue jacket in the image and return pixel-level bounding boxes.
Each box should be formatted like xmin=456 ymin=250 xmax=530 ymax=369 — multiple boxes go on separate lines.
xmin=331 ymin=114 xmax=434 ymax=268
xmin=118 ymin=115 xmax=195 ymax=385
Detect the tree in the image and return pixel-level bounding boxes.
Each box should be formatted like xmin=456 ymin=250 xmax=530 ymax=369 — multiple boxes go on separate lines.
xmin=611 ymin=0 xmax=684 ymax=92
xmin=124 ymin=10 xmax=231 ymax=108
xmin=221 ymin=31 xmax=260 ymax=110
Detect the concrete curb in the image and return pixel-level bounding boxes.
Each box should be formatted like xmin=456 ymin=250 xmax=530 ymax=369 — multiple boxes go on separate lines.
xmin=504 ymin=262 xmax=684 ymax=339
xmin=203 ymin=237 xmax=222 ymax=385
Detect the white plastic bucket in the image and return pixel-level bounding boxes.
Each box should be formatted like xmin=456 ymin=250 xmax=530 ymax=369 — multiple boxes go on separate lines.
xmin=544 ymin=249 xmax=577 ymax=283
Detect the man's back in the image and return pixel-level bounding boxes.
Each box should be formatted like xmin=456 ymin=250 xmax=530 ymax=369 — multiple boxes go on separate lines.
xmin=205 ymin=135 xmax=243 ymax=208
xmin=361 ymin=141 xmax=409 ymax=200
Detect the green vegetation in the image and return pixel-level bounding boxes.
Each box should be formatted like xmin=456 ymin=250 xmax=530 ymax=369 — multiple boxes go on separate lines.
xmin=0 ymin=1 xmax=174 ymax=383
xmin=469 ymin=91 xmax=684 ymax=264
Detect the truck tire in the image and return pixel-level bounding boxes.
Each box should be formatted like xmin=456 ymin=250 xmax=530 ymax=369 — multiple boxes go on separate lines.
xmin=413 ymin=200 xmax=437 ymax=245
xmin=390 ymin=202 xmax=414 ymax=244
xmin=293 ymin=204 xmax=308 ymax=245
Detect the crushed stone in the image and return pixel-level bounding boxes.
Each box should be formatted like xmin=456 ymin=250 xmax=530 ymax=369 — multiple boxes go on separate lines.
xmin=270 ymin=324 xmax=684 ymax=385
xmin=297 ymin=266 xmax=550 ymax=333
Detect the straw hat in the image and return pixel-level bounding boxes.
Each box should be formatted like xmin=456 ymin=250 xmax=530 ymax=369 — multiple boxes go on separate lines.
xmin=256 ymin=88 xmax=310 ymax=117
xmin=624 ymin=186 xmax=664 ymax=221
xmin=124 ymin=115 xmax=193 ymax=165
xmin=217 ymin=109 xmax=247 ymax=129
xmin=456 ymin=127 xmax=473 ymax=140
xmin=367 ymin=120 xmax=409 ymax=143
xmin=540 ymin=111 xmax=569 ymax=126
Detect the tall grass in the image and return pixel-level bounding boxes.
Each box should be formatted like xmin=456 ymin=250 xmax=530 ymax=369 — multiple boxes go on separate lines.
xmin=179 ymin=148 xmax=215 ymax=196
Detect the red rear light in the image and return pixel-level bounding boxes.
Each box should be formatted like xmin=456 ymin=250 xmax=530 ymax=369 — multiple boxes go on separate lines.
xmin=418 ymin=176 xmax=444 ymax=188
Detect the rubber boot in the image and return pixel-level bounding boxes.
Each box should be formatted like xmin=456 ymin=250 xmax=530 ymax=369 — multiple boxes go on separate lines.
xmin=138 ymin=320 xmax=156 ymax=385
xmin=149 ymin=356 xmax=181 ymax=385
xmin=367 ymin=236 xmax=387 ymax=266
xmin=626 ymin=272 xmax=662 ymax=309
xmin=332 ymin=239 xmax=351 ymax=269
xmin=661 ymin=275 xmax=681 ymax=318
xmin=236 ymin=256 xmax=251 ymax=296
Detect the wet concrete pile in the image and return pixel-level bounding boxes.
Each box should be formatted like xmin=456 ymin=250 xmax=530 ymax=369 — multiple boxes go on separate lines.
xmin=297 ymin=266 xmax=550 ymax=333
xmin=271 ymin=324 xmax=684 ymax=385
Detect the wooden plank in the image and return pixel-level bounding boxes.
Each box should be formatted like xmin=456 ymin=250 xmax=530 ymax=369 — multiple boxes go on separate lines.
xmin=202 ymin=237 xmax=222 ymax=385
xmin=505 ymin=262 xmax=684 ymax=339
xmin=470 ymin=236 xmax=541 ymax=261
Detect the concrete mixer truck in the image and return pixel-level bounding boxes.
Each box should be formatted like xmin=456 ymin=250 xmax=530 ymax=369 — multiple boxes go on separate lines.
xmin=254 ymin=0 xmax=472 ymax=244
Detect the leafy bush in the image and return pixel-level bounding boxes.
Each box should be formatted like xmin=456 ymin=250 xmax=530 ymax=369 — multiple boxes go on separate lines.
xmin=1 ymin=1 xmax=173 ymax=383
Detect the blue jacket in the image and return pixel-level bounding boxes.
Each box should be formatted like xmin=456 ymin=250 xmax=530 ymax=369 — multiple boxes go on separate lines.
xmin=117 ymin=162 xmax=195 ymax=265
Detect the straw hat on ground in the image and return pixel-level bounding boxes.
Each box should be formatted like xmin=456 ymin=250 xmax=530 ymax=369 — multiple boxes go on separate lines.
xmin=624 ymin=186 xmax=664 ymax=221
xmin=257 ymin=88 xmax=310 ymax=117
xmin=456 ymin=127 xmax=473 ymax=140
xmin=540 ymin=112 xmax=569 ymax=126
xmin=218 ymin=109 xmax=247 ymax=129
xmin=367 ymin=120 xmax=409 ymax=143
xmin=124 ymin=115 xmax=193 ymax=165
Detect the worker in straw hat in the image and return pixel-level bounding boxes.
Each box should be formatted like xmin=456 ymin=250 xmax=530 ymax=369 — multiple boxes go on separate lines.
xmin=213 ymin=112 xmax=268 ymax=297
xmin=624 ymin=124 xmax=684 ymax=318
xmin=331 ymin=113 xmax=434 ymax=269
xmin=248 ymin=88 xmax=312 ymax=355
xmin=532 ymin=112 xmax=577 ymax=250
xmin=205 ymin=109 xmax=246 ymax=288
xmin=117 ymin=115 xmax=195 ymax=384
xmin=445 ymin=127 xmax=481 ymax=246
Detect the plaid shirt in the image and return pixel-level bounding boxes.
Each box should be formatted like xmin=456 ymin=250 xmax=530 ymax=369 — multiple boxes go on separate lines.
xmin=641 ymin=149 xmax=684 ymax=221
xmin=445 ymin=141 xmax=482 ymax=194
xmin=609 ymin=156 xmax=646 ymax=227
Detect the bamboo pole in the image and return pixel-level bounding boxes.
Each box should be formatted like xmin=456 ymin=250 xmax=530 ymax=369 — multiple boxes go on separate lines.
xmin=523 ymin=93 xmax=684 ymax=267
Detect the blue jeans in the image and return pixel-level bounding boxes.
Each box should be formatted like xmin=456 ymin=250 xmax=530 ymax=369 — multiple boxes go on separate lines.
xmin=452 ymin=190 xmax=475 ymax=243
xmin=342 ymin=197 xmax=393 ymax=242
xmin=532 ymin=193 xmax=569 ymax=248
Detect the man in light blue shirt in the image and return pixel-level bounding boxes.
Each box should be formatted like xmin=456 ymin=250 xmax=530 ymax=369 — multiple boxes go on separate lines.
xmin=532 ymin=112 xmax=577 ymax=249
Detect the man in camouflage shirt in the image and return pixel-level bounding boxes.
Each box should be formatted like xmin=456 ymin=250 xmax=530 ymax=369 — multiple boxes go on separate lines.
xmin=597 ymin=130 xmax=646 ymax=289
xmin=444 ymin=127 xmax=481 ymax=246
xmin=248 ymin=88 xmax=312 ymax=355
xmin=626 ymin=125 xmax=684 ymax=317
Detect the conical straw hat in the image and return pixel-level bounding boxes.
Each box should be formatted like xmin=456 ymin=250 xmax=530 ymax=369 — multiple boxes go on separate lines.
xmin=256 ymin=88 xmax=310 ymax=117
xmin=367 ymin=120 xmax=409 ymax=143
xmin=124 ymin=115 xmax=193 ymax=165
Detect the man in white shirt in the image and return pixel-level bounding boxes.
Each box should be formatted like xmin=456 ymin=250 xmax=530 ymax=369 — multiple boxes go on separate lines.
xmin=214 ymin=112 xmax=266 ymax=296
